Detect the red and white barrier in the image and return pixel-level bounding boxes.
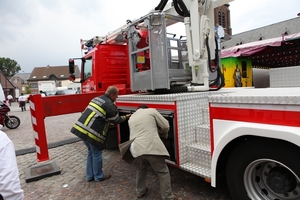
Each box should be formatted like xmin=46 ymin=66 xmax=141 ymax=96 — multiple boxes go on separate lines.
xmin=29 ymin=94 xmax=49 ymax=162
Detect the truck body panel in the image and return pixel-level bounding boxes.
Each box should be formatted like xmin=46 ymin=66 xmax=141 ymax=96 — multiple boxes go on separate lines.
xmin=81 ymin=44 xmax=129 ymax=93
xmin=116 ymin=86 xmax=300 ymax=188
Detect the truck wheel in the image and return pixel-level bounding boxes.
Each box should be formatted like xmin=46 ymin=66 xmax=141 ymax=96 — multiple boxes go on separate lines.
xmin=226 ymin=139 xmax=300 ymax=200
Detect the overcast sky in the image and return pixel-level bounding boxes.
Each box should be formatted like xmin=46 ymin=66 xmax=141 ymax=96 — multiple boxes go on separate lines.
xmin=0 ymin=0 xmax=299 ymax=73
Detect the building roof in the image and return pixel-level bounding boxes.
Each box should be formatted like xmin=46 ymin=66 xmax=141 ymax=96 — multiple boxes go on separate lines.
xmin=222 ymin=17 xmax=300 ymax=49
xmin=12 ymin=73 xmax=31 ymax=83
xmin=0 ymin=72 xmax=15 ymax=89
xmin=27 ymin=65 xmax=80 ymax=81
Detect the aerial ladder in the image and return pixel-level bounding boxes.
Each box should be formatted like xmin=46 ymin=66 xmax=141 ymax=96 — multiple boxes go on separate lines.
xmin=76 ymin=0 xmax=232 ymax=93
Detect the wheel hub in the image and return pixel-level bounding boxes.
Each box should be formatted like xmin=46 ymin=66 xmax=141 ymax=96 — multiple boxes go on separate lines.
xmin=244 ymin=159 xmax=300 ymax=200
xmin=266 ymin=167 xmax=297 ymax=194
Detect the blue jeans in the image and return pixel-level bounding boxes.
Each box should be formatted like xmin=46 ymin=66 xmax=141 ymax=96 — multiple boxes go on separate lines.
xmin=83 ymin=141 xmax=105 ymax=181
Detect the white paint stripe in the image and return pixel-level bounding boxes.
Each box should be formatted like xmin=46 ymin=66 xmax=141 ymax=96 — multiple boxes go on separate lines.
xmin=30 ymin=101 xmax=35 ymax=111
xmin=210 ymin=103 xmax=300 ymax=112
xmin=33 ymin=130 xmax=38 ymax=140
xmin=31 ymin=116 xmax=37 ymax=125
xmin=36 ymin=145 xmax=40 ymax=154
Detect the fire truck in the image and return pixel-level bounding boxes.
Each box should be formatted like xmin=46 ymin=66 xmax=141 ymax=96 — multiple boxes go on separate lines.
xmin=31 ymin=0 xmax=300 ymax=200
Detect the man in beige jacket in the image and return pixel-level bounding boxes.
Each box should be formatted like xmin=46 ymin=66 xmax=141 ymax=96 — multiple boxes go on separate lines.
xmin=128 ymin=105 xmax=178 ymax=200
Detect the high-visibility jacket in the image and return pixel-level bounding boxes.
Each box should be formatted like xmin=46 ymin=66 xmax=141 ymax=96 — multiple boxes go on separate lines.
xmin=71 ymin=94 xmax=127 ymax=149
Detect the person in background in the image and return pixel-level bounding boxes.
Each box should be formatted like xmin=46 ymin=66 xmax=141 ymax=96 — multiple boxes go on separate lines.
xmin=6 ymin=94 xmax=13 ymax=106
xmin=128 ymin=105 xmax=178 ymax=200
xmin=15 ymin=95 xmax=19 ymax=103
xmin=18 ymin=93 xmax=26 ymax=112
xmin=0 ymin=129 xmax=24 ymax=200
xmin=39 ymin=90 xmax=47 ymax=97
xmin=71 ymin=86 xmax=131 ymax=182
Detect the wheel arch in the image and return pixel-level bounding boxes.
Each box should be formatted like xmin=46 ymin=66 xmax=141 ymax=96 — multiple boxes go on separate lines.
xmin=224 ymin=137 xmax=300 ymax=200
xmin=210 ymin=121 xmax=300 ymax=187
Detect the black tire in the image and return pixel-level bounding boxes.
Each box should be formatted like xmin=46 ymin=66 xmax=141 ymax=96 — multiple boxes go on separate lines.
xmin=4 ymin=116 xmax=20 ymax=129
xmin=226 ymin=139 xmax=300 ymax=200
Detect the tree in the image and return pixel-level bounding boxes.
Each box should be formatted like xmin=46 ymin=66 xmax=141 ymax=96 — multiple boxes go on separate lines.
xmin=0 ymin=57 xmax=21 ymax=77
xmin=25 ymin=83 xmax=31 ymax=94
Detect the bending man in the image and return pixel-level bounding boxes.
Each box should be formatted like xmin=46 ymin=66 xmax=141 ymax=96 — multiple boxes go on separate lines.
xmin=128 ymin=105 xmax=178 ymax=200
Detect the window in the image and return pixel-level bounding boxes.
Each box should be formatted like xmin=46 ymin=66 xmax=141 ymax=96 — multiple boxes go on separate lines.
xmin=30 ymin=82 xmax=38 ymax=88
xmin=84 ymin=57 xmax=92 ymax=80
xmin=218 ymin=10 xmax=226 ymax=28
xmin=49 ymin=75 xmax=57 ymax=81
xmin=221 ymin=13 xmax=225 ymax=28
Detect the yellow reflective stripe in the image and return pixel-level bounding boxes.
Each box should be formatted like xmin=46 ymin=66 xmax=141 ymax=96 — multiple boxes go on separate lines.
xmin=103 ymin=122 xmax=109 ymax=136
xmin=90 ymin=102 xmax=106 ymax=115
xmin=84 ymin=111 xmax=95 ymax=126
xmin=73 ymin=124 xmax=104 ymax=144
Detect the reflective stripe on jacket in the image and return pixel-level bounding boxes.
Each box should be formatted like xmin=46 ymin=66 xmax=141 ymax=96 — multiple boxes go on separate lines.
xmin=71 ymin=94 xmax=126 ymax=149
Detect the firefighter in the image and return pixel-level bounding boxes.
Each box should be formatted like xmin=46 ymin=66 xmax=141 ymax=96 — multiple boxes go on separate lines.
xmin=71 ymin=86 xmax=131 ymax=182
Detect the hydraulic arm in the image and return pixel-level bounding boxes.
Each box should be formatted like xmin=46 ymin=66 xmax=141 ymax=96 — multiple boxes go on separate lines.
xmin=157 ymin=0 xmax=233 ymax=91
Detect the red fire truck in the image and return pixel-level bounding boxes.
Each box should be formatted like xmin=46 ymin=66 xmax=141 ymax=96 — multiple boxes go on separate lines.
xmin=31 ymin=0 xmax=300 ymax=199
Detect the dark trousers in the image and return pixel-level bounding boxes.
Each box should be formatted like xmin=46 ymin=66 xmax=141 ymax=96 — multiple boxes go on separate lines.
xmin=135 ymin=155 xmax=174 ymax=200
xmin=19 ymin=101 xmax=26 ymax=111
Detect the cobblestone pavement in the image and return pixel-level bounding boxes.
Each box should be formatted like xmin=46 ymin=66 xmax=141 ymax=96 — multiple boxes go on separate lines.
xmin=5 ymin=102 xmax=232 ymax=200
